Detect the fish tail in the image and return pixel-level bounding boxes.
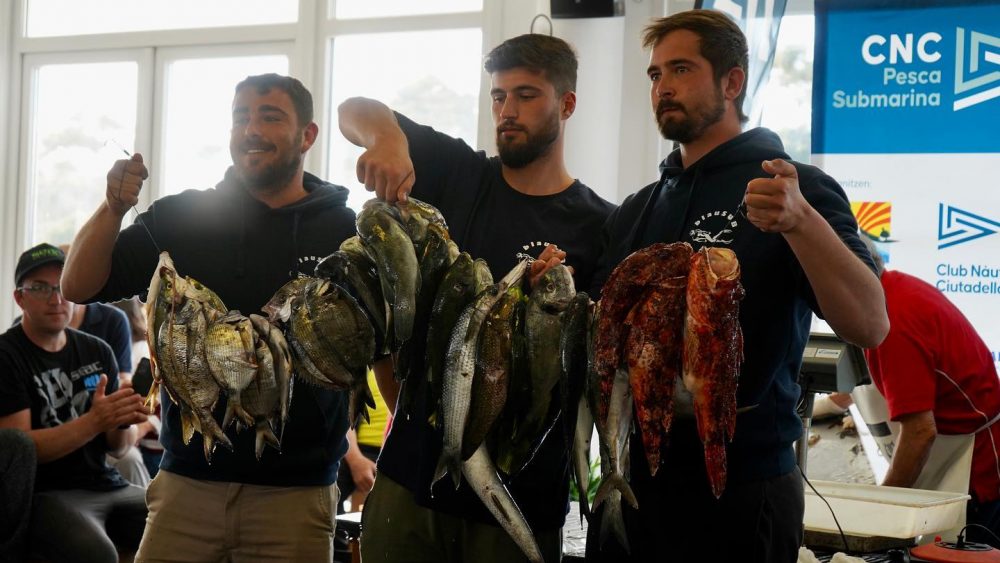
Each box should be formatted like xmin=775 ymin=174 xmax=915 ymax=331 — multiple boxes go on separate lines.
xmin=704 ymin=440 xmax=728 ymax=499
xmin=431 ymin=452 xmax=450 ymax=490
xmin=349 ymin=383 xmax=374 ymax=429
xmin=199 ymin=412 xmax=232 ymax=464
xmin=254 ymin=421 xmax=281 ymax=460
xmin=180 ymin=409 xmax=196 ymax=445
xmin=223 ymin=395 xmax=254 ymax=430
xmin=144 ymin=380 xmax=160 ymax=410
xmin=592 ymin=473 xmax=637 ymax=512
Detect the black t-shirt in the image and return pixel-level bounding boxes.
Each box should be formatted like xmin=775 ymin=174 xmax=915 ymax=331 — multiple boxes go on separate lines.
xmin=0 ymin=325 xmax=126 ymax=491
xmin=376 ymin=113 xmax=616 ymax=531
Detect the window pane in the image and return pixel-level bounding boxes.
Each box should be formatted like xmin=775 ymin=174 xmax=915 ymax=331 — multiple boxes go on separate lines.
xmin=26 ymin=0 xmax=296 ymax=38
xmin=759 ymin=15 xmax=815 ymax=163
xmin=161 ymin=55 xmax=289 ymax=198
xmin=335 ymin=0 xmax=481 ymax=19
xmin=29 ymin=62 xmax=138 ymax=246
xmin=327 ymin=29 xmax=482 ymax=210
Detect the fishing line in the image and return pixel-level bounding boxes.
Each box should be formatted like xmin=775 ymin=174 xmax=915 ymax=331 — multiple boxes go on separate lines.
xmin=106 ymin=139 xmax=162 ymax=254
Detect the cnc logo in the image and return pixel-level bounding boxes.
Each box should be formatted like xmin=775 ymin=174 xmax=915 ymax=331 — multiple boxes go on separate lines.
xmin=954 ymin=27 xmax=1000 ymax=111
xmin=938 ymin=203 xmax=1000 ymax=249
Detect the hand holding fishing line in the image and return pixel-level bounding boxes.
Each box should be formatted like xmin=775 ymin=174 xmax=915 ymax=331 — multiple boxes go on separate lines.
xmin=103 ymin=139 xmax=160 ymax=252
xmin=105 ymin=141 xmax=148 ymax=216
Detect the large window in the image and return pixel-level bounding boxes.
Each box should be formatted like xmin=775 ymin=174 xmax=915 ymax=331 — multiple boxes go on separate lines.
xmin=10 ymin=0 xmax=488 ymax=254
xmin=327 ymin=28 xmax=483 ymax=209
xmin=25 ymin=0 xmax=297 ymax=37
xmin=159 ymin=51 xmax=290 ymax=197
xmin=759 ymin=14 xmax=816 ymax=163
xmin=22 ymin=55 xmax=142 ymax=245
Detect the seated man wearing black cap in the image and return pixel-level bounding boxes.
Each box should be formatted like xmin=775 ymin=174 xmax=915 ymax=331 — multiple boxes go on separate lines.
xmin=0 ymin=243 xmax=149 ymax=563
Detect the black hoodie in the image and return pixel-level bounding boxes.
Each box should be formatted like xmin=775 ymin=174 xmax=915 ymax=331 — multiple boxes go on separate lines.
xmin=591 ymin=128 xmax=876 ymax=488
xmin=90 ymin=168 xmax=357 ymax=486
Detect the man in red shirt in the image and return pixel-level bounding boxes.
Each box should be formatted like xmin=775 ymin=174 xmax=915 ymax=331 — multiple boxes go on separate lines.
xmin=862 ymin=244 xmax=1000 ymax=546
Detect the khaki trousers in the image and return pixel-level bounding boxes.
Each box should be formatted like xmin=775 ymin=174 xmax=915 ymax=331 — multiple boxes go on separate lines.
xmin=135 ymin=470 xmax=339 ymax=563
xmin=361 ymin=474 xmax=562 ymax=563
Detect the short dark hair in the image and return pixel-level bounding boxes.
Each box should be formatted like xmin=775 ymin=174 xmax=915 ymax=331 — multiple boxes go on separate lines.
xmin=642 ymin=10 xmax=749 ymax=123
xmin=235 ymin=74 xmax=314 ymax=127
xmin=484 ymin=34 xmax=578 ymax=95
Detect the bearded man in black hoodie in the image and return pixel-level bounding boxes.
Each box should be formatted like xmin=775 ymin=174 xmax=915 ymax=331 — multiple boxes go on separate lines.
xmin=62 ymin=74 xmax=356 ymax=562
xmin=585 ymin=11 xmax=889 ymax=563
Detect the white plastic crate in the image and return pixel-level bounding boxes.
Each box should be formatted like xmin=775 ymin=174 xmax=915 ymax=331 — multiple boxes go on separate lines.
xmin=803 ymin=480 xmax=970 ymax=539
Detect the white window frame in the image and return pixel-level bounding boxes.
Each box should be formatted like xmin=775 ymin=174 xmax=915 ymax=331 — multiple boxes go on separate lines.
xmin=19 ymin=48 xmax=155 ymax=243
xmin=152 ymin=42 xmax=294 ymax=201
xmin=1 ymin=0 xmax=498 ymax=323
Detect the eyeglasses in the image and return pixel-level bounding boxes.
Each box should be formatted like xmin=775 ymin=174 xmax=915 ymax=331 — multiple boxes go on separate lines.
xmin=18 ymin=282 xmax=63 ymax=301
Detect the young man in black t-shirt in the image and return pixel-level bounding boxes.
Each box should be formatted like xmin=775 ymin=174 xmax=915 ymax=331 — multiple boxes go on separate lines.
xmin=340 ymin=34 xmax=615 ymax=563
xmin=0 ymin=243 xmax=148 ymax=562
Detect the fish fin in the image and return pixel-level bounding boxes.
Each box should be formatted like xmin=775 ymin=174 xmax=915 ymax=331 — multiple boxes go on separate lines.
xmin=254 ymin=421 xmax=281 ymax=460
xmin=180 ymin=409 xmax=196 ymax=445
xmin=203 ymin=434 xmax=215 ymax=463
xmin=449 ymin=459 xmax=462 ymax=490
xmin=200 ymin=413 xmax=233 ymax=463
xmin=222 ymin=396 xmax=254 ymax=431
xmin=144 ymin=380 xmax=160 ymax=410
xmin=348 ymin=381 xmax=375 ymax=429
xmin=431 ymin=454 xmax=448 ymax=490
xmin=704 ymin=441 xmax=728 ymax=499
xmin=592 ymin=473 xmax=637 ymax=511
xmin=222 ymin=401 xmax=235 ymax=430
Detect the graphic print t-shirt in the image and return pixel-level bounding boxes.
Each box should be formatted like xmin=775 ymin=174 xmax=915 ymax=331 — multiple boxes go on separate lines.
xmin=0 ymin=325 xmax=125 ymax=491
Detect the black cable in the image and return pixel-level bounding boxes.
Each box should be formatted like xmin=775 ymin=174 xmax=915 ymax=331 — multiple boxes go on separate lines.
xmin=958 ymin=523 xmax=1000 ymax=546
xmin=799 ymin=464 xmax=851 ymax=554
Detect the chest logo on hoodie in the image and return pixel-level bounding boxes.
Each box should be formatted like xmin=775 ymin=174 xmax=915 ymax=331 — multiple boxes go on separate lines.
xmin=291 ymin=255 xmax=323 ymax=277
xmin=690 ymin=210 xmax=738 ymax=245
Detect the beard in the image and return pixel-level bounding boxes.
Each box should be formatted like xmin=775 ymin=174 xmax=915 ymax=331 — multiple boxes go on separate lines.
xmin=235 ymin=133 xmax=303 ymax=190
xmin=655 ymin=88 xmax=726 ymax=143
xmin=496 ymin=111 xmax=560 ymax=169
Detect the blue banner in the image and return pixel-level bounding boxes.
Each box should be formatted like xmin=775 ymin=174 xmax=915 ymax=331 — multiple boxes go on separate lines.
xmin=696 ymin=0 xmax=788 ymax=126
xmin=813 ymin=0 xmax=1000 ymax=154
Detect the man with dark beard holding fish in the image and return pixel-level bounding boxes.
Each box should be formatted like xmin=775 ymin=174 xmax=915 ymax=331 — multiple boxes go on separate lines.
xmin=586 ymin=11 xmax=888 ymax=563
xmin=61 ymin=74 xmax=357 ymax=562
xmin=339 ymin=34 xmax=615 ymax=563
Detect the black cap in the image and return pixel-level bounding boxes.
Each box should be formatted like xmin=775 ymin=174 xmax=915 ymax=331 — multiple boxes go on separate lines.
xmin=15 ymin=243 xmax=66 ymax=286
